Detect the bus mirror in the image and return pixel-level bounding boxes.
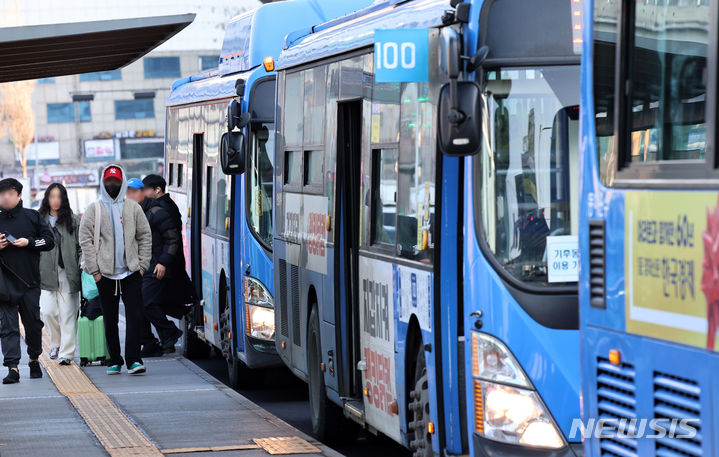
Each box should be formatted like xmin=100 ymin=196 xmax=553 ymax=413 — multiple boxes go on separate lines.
xmin=227 ymin=100 xmax=251 ymax=132
xmin=227 ymin=100 xmax=240 ymax=132
xmin=220 ymin=131 xmax=246 ymax=175
xmin=440 ymin=27 xmax=461 ymax=78
xmin=438 ymin=81 xmax=482 ymax=156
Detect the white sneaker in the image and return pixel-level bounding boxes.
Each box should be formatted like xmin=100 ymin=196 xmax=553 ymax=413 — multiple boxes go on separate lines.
xmin=49 ymin=347 xmax=59 ymax=359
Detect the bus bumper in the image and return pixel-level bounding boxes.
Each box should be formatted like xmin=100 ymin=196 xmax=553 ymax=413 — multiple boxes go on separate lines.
xmin=241 ymin=334 xmax=282 ymax=369
xmin=472 ymin=435 xmax=584 ymax=457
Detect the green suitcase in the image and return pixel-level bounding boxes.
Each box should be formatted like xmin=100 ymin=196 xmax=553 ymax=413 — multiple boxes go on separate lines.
xmin=77 ymin=316 xmax=109 ymax=366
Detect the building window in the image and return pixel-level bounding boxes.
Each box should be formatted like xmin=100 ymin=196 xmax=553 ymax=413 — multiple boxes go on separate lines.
xmin=47 ymin=102 xmax=91 ymax=123
xmin=79 ymin=70 xmax=122 ymax=81
xmin=143 ymin=57 xmax=181 ymax=79
xmin=115 ymin=99 xmax=154 ymax=120
xmin=37 ymin=78 xmax=55 ymax=84
xmin=199 ymin=55 xmax=219 ymax=71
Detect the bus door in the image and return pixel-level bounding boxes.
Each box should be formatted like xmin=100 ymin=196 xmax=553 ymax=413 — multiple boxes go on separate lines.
xmin=336 ymin=100 xmax=363 ymax=401
xmin=190 ymin=131 xmax=217 ymax=345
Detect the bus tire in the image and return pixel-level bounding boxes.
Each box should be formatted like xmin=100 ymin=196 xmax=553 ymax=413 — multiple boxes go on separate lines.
xmin=181 ymin=306 xmax=210 ymax=359
xmin=307 ymin=305 xmax=344 ymax=441
xmin=220 ymin=287 xmax=255 ymax=390
xmin=409 ymin=343 xmax=432 ymax=457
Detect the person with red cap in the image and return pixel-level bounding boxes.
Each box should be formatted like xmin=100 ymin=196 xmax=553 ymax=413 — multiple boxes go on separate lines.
xmin=79 ymin=164 xmax=151 ymax=375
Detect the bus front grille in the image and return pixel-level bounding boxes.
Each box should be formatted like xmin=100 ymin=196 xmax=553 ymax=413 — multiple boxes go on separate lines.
xmin=653 ymin=372 xmax=702 ymax=457
xmin=589 ymin=220 xmax=606 ymax=309
xmin=596 ymin=357 xmax=638 ymax=457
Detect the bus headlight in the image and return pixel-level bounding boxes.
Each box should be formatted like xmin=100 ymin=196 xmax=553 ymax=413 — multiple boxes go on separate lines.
xmin=246 ymin=304 xmax=275 ymax=340
xmin=471 ymin=331 xmax=565 ymax=449
xmin=471 ymin=331 xmax=530 ymax=387
xmin=244 ymin=277 xmax=274 ymax=340
xmin=480 ymin=381 xmax=563 ymax=448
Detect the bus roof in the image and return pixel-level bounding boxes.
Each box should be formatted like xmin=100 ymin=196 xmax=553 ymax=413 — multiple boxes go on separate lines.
xmin=277 ymin=0 xmax=447 ymax=70
xmin=167 ymin=0 xmax=373 ymax=107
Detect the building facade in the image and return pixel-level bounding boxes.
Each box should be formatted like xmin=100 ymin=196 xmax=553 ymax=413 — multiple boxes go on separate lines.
xmin=0 ymin=0 xmax=260 ymax=210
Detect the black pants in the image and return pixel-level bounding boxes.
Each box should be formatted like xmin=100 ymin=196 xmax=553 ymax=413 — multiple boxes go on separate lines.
xmin=0 ymin=287 xmax=43 ymax=368
xmin=141 ymin=307 xmax=177 ymax=347
xmin=97 ymin=273 xmax=143 ymax=367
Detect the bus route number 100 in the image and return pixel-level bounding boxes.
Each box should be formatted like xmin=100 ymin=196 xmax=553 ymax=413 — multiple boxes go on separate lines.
xmin=373 ymin=29 xmax=429 ymax=83
xmin=375 ymin=41 xmax=416 ymax=70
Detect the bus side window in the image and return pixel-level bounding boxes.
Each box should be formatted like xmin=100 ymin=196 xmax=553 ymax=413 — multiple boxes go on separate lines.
xmin=177 ymin=163 xmax=184 ymax=188
xmin=205 ymin=166 xmax=214 ymax=229
xmin=215 ymin=175 xmax=229 ymax=236
xmin=398 ymin=82 xmax=435 ymax=262
xmin=370 ymin=148 xmax=398 ymax=247
xmin=168 ymin=163 xmax=175 ymax=187
xmin=285 ymin=150 xmax=302 ymax=185
xmin=249 ymin=123 xmax=274 ymax=246
xmin=285 ymin=73 xmax=303 ymax=146
xmin=304 ymin=150 xmax=323 ymax=187
xmin=627 ymin=2 xmax=708 ymax=163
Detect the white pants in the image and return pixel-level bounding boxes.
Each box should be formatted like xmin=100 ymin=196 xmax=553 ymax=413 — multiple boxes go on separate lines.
xmin=40 ymin=268 xmax=79 ymax=360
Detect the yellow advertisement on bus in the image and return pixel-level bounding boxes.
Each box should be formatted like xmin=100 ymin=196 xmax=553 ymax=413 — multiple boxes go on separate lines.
xmin=625 ymin=191 xmax=719 ymax=351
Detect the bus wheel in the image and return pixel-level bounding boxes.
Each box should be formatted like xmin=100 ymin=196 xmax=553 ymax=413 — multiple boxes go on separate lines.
xmin=308 ymin=305 xmax=342 ymax=440
xmin=220 ymin=289 xmax=253 ymax=390
xmin=181 ymin=304 xmax=210 ymax=359
xmin=409 ymin=345 xmax=432 ymax=457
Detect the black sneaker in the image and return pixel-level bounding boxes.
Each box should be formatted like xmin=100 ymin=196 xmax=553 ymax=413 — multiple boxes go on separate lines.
xmin=3 ymin=368 xmax=19 ymax=384
xmin=29 ymin=361 xmax=42 ymax=379
xmin=140 ymin=341 xmax=163 ymax=358
xmin=162 ymin=327 xmax=183 ymax=353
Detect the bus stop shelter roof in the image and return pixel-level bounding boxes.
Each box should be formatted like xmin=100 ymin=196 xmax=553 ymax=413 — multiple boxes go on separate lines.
xmin=0 ymin=13 xmax=195 ymax=83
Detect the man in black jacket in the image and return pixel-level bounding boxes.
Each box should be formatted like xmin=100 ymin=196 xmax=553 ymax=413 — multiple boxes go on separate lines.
xmin=143 ymin=174 xmax=195 ymax=327
xmin=127 ymin=179 xmax=182 ymax=355
xmin=0 ymin=178 xmax=54 ymax=383
xmin=143 ymin=175 xmax=182 ymax=243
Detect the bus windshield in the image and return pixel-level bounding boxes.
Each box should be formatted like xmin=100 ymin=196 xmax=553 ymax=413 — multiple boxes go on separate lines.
xmin=248 ymin=120 xmax=274 ymax=247
xmin=477 ymin=66 xmax=580 ymax=287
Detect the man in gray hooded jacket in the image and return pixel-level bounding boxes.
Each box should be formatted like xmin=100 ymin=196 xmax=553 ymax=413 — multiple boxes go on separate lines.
xmin=79 ymin=164 xmax=151 ymax=375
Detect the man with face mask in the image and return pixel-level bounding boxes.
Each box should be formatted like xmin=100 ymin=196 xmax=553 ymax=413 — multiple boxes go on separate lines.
xmin=79 ymin=165 xmax=151 ymax=375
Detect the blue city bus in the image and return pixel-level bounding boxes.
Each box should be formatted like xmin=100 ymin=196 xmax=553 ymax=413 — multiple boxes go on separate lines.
xmin=441 ymin=0 xmax=585 ymax=455
xmin=272 ymin=0 xmax=582 ymax=455
xmin=580 ymin=0 xmax=716 ymax=455
xmin=165 ymin=0 xmax=371 ymax=388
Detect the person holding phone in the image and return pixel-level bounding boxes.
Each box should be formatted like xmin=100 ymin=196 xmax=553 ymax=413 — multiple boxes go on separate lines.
xmin=0 ymin=178 xmax=55 ymax=384
xmin=38 ymin=183 xmax=81 ymax=366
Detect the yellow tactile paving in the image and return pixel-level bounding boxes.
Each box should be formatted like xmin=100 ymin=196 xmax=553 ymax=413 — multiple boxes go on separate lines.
xmin=18 ymin=325 xmax=322 ymax=456
xmin=29 ymin=327 xmax=165 ymax=457
xmin=253 ymin=437 xmax=321 ymax=455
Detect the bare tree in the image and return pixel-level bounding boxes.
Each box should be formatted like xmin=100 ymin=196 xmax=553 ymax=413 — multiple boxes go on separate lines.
xmin=0 ymin=81 xmax=36 ymax=178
